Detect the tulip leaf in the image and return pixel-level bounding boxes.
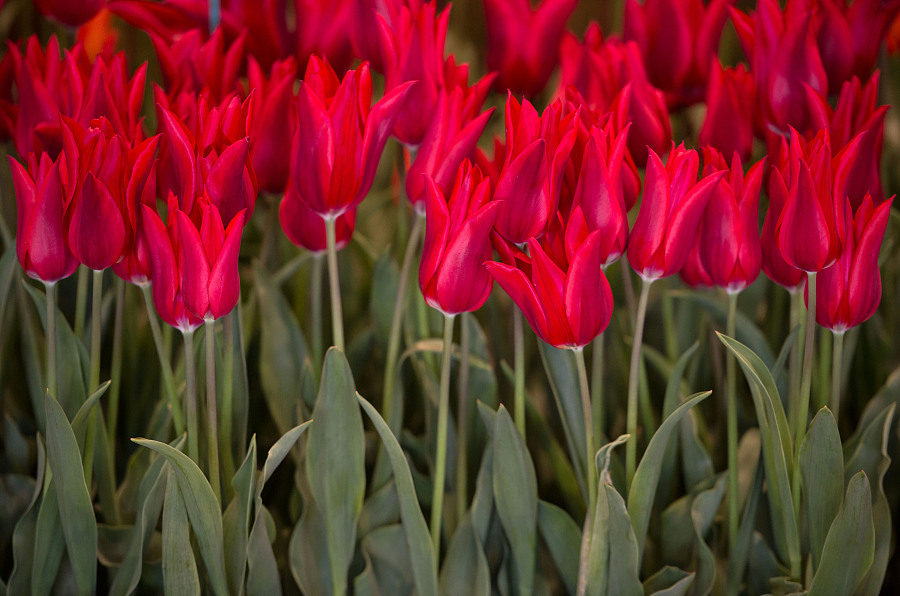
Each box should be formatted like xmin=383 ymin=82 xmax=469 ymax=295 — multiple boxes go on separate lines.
xmin=71 ymin=380 xmax=111 ymax=447
xmin=223 ymin=437 xmax=257 ymax=596
xmin=44 ymin=391 xmax=97 ymax=596
xmin=725 ymin=455 xmax=764 ymax=595
xmin=689 ymin=474 xmax=727 ymax=596
xmin=370 ymin=251 xmax=400 ymax=341
xmin=359 ymin=524 xmax=416 ymax=594
xmin=537 ymin=501 xmax=580 ymax=596
xmin=162 ymin=467 xmax=200 ymax=596
xmin=605 ymin=482 xmax=643 ymax=596
xmin=306 ymin=348 xmax=365 ymax=596
xmin=808 ymin=472 xmax=875 ymax=596
xmin=288 ymin=496 xmax=333 ymax=595
xmin=800 ymin=408 xmax=844 ymax=573
xmin=31 ymin=475 xmax=65 ymax=596
xmin=717 ymin=332 xmax=799 ymax=576
xmin=628 ymin=390 xmax=711 ymax=558
xmin=439 ymin=521 xmax=491 ymax=596
xmin=358 ymin=393 xmax=438 ymax=596
xmin=132 ymin=438 xmax=229 ymax=596
xmin=246 ymin=506 xmax=281 ymax=596
xmin=259 ymin=420 xmax=312 ymax=491
xmin=470 ymin=441 xmax=494 ymax=545
xmin=643 ymin=567 xmax=695 ymax=596
xmin=7 ymin=435 xmax=46 ymax=595
xmin=492 ymin=404 xmax=538 ymax=595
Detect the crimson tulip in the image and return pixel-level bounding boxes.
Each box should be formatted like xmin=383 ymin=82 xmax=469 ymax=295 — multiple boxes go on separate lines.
xmin=35 ymin=0 xmax=106 ymax=27
xmin=290 ymin=56 xmax=413 ymax=218
xmin=419 ymin=162 xmax=501 ymax=315
xmin=761 ymin=162 xmax=805 ymax=291
xmin=813 ymin=194 xmax=893 ymax=331
xmin=246 ymin=56 xmax=298 ymax=194
xmin=627 ymin=144 xmax=725 ymax=281
xmin=623 ymin=0 xmax=733 ymax=107
xmin=699 ymin=63 xmax=756 ymax=162
xmin=680 ymin=237 xmax=715 ymax=288
xmin=493 ymin=95 xmax=577 ymax=245
xmin=152 ymin=28 xmax=246 ymax=105
xmin=9 ymin=154 xmax=78 ymax=283
xmin=483 ymin=0 xmax=578 ymax=97
xmin=279 ymin=182 xmax=356 ymax=254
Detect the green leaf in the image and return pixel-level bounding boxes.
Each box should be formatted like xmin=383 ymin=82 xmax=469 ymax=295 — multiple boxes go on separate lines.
xmin=71 ymin=380 xmax=110 ymax=446
xmin=163 ymin=467 xmax=200 ymax=596
xmin=439 ymin=521 xmax=491 ymax=596
xmin=537 ymin=501 xmax=580 ymax=596
xmin=359 ymin=524 xmax=416 ymax=595
xmin=643 ymin=567 xmax=695 ymax=596
xmin=247 ymin=506 xmax=281 ymax=596
xmin=259 ymin=420 xmax=312 ymax=491
xmin=306 ymin=348 xmax=365 ymax=596
xmin=725 ymin=454 xmax=764 ymax=596
xmin=800 ymin=408 xmax=844 ymax=573
xmin=492 ymin=405 xmax=538 ymax=595
xmin=44 ymin=392 xmax=96 ymax=595
xmin=358 ymin=393 xmax=438 ymax=596
xmin=628 ymin=391 xmax=711 ymax=558
xmin=470 ymin=442 xmax=494 ymax=545
xmin=717 ymin=333 xmax=799 ymax=576
xmin=289 ymin=497 xmax=333 ymax=595
xmin=605 ymin=483 xmax=643 ymax=596
xmin=223 ymin=437 xmax=257 ymax=596
xmin=660 ymin=341 xmax=701 ymax=419
xmin=255 ymin=263 xmax=308 ymax=436
xmin=30 ymin=479 xmax=64 ymax=596
xmin=7 ymin=435 xmax=46 ymax=595
xmin=808 ymin=472 xmax=875 ymax=596
xmin=370 ymin=251 xmax=400 ymax=341
xmin=132 ymin=438 xmax=229 ymax=596
xmin=688 ymin=474 xmax=727 ymax=596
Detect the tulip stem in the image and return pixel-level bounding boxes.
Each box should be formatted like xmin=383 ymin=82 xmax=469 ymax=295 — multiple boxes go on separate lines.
xmin=430 ymin=313 xmax=455 ymax=563
xmin=831 ymin=331 xmax=845 ymax=423
xmin=205 ymin=319 xmax=221 ymax=503
xmin=591 ymin=332 xmax=605 ymax=442
xmin=726 ymin=291 xmax=739 ymax=551
xmin=141 ymin=284 xmax=184 ymax=435
xmin=382 ymin=212 xmax=425 ymax=433
xmin=221 ymin=312 xmax=236 ymax=488
xmin=324 ymin=216 xmax=345 ymax=352
xmin=310 ymin=254 xmax=325 ymax=375
xmin=788 ymin=289 xmax=803 ymax=440
xmin=575 ymin=347 xmax=597 ymax=520
xmin=183 ymin=330 xmax=199 ymax=465
xmin=456 ymin=313 xmax=472 ymax=522
xmin=513 ymin=306 xmax=526 ymax=438
xmin=74 ymin=266 xmax=88 ymax=339
xmin=208 ymin=0 xmax=220 ymax=32
xmin=107 ymin=278 xmax=125 ymax=442
xmin=83 ymin=269 xmax=104 ymax=488
xmin=44 ymin=282 xmax=57 ymax=400
xmin=626 ymin=278 xmax=652 ymax=491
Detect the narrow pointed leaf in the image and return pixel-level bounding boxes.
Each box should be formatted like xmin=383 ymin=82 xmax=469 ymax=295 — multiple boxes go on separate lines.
xmin=439 ymin=521 xmax=491 ymax=596
xmin=163 ymin=468 xmax=200 ymax=596
xmin=800 ymin=408 xmax=844 ymax=573
xmin=537 ymin=501 xmax=580 ymax=596
xmin=247 ymin=506 xmax=281 ymax=596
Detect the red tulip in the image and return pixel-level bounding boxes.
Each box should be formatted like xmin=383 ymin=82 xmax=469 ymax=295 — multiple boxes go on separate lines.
xmin=419 ymin=162 xmax=500 ymax=315
xmin=246 ymin=56 xmax=298 ymax=194
xmin=35 ymin=0 xmax=106 ymax=27
xmin=483 ymin=0 xmax=578 ymax=97
xmin=762 ymin=160 xmax=805 ymax=291
xmin=279 ymin=181 xmax=356 ymax=254
xmin=140 ymin=196 xmax=204 ymax=333
xmin=623 ymin=0 xmax=733 ymax=107
xmin=152 ymin=27 xmax=246 ymax=105
xmin=289 ymin=56 xmax=413 ymax=218
xmin=813 ymin=194 xmax=893 ymax=331
xmin=627 ymin=144 xmax=725 ymax=281
xmin=493 ymin=95 xmax=577 ymax=245
xmin=699 ymin=63 xmax=756 ymax=162
xmin=485 ymin=228 xmax=614 ymax=350
xmin=680 ymin=236 xmax=715 ymax=288
xmin=694 ymin=149 xmax=765 ymax=292
xmin=9 ymin=154 xmax=78 ymax=283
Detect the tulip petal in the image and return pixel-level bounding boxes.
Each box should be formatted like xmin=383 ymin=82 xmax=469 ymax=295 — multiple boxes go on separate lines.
xmin=208 ymin=210 xmax=246 ymax=319
xmin=419 ymin=177 xmax=450 ymax=294
xmin=628 ymin=149 xmax=669 ymax=278
xmin=493 ymin=139 xmax=548 ymax=244
xmin=565 ymin=230 xmax=613 ymax=347
xmin=176 ymin=210 xmax=211 ymax=319
xmin=777 ymin=160 xmax=830 ymax=272
xmin=663 ymin=171 xmax=724 ymax=277
xmin=68 ymin=173 xmax=126 ymax=271
xmin=293 ymin=82 xmax=336 ymax=215
xmin=484 ymin=261 xmax=551 ymax=344
xmin=528 ymin=238 xmax=572 ymax=347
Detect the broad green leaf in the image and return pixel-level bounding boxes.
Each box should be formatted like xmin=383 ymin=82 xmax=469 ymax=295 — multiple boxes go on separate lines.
xmin=747 ymin=533 xmax=789 ymax=596
xmin=71 ymin=380 xmax=110 ymax=447
xmin=31 ymin=479 xmax=64 ymax=596
xmin=679 ymin=409 xmax=714 ymax=491
xmin=132 ymin=439 xmax=229 ymax=596
xmin=688 ymin=474 xmax=727 ymax=596
xmin=246 ymin=506 xmax=281 ymax=596
xmin=470 ymin=442 xmax=494 ymax=545
xmin=628 ymin=391 xmax=711 ymax=557
xmin=643 ymin=567 xmax=695 ymax=596
xmin=717 ymin=333 xmax=799 ymax=576
xmin=800 ymin=408 xmax=844 ymax=573
xmin=725 ymin=455 xmax=764 ymax=596
xmin=370 ymin=251 xmax=400 ymax=341
xmin=439 ymin=521 xmax=491 ymax=596
xmin=359 ymin=481 xmax=401 ymax=536
xmin=163 ymin=468 xmax=200 ymax=596
xmin=255 ymin=263 xmax=308 ymax=436
xmin=360 ymin=524 xmax=416 ymax=595
xmin=44 ymin=392 xmax=96 ymax=595
xmin=223 ymin=437 xmax=257 ymax=596
xmin=492 ymin=404 xmax=538 ymax=595
xmin=289 ymin=497 xmax=333 ymax=595
xmin=353 ymin=558 xmax=380 ymax=596
xmin=605 ymin=483 xmax=643 ymax=596
xmin=7 ymin=435 xmax=45 ymax=595
xmin=808 ymin=472 xmax=875 ymax=596
xmin=358 ymin=393 xmax=438 ymax=596
xmin=306 ymin=348 xmax=364 ymax=596
xmin=537 ymin=501 xmax=580 ymax=596
xmin=259 ymin=420 xmax=312 ymax=491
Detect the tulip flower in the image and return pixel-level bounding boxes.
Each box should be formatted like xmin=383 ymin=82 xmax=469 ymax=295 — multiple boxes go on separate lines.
xmin=35 ymin=0 xmax=106 ymax=27
xmin=279 ymin=182 xmax=356 ymax=254
xmin=680 ymin=237 xmax=715 ymax=288
xmin=290 ymin=56 xmax=413 ymax=218
xmin=814 ymin=194 xmax=892 ymax=332
xmin=419 ymin=162 xmax=501 ymax=315
xmin=483 ymin=0 xmax=578 ymax=97
xmin=151 ymin=28 xmax=246 ymax=105
xmin=699 ymin=63 xmax=756 ymax=162
xmin=623 ymin=0 xmax=733 ymax=107
xmin=761 ymin=162 xmax=805 ymax=291
xmin=246 ymin=56 xmax=298 ymax=194
xmin=627 ymin=144 xmax=725 ymax=281
xmin=493 ymin=95 xmax=577 ymax=245
xmin=9 ymin=154 xmax=78 ymax=283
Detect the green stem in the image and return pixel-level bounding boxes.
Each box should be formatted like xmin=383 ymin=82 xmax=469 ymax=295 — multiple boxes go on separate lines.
xmin=205 ymin=319 xmax=221 ymax=503
xmin=620 ymin=257 xmax=637 ymax=327
xmin=430 ymin=313 xmax=455 ymax=563
xmin=815 ymin=329 xmax=831 ymax=412
xmin=791 ymin=271 xmax=817 ymax=552
xmin=626 ymin=278 xmax=652 ymax=490
xmin=662 ymin=283 xmax=678 ymax=361
xmin=44 ymin=282 xmax=57 ymax=400
xmin=726 ymin=291 xmax=739 ymax=550
xmin=183 ymin=330 xmax=199 ymax=464
xmin=221 ymin=312 xmax=236 ymax=487
xmin=382 ymin=212 xmax=425 ymax=432
xmin=788 ymin=289 xmax=803 ymax=443
xmin=324 ymin=216 xmax=345 ymax=352
xmin=83 ymin=269 xmax=104 ymax=488
xmin=140 ymin=284 xmax=184 ymax=435
xmin=208 ymin=0 xmax=220 ymax=32
xmin=74 ymin=266 xmax=89 ymax=339
xmin=831 ymin=331 xmax=845 ymax=423
xmin=309 ymin=254 xmax=325 ymax=375
xmin=513 ymin=306 xmax=526 ymax=438
xmin=456 ymin=313 xmax=472 ymax=522
xmin=591 ymin=332 xmax=605 ymax=443
xmin=575 ymin=348 xmax=597 ymax=519
xmin=107 ymin=277 xmax=125 ymax=441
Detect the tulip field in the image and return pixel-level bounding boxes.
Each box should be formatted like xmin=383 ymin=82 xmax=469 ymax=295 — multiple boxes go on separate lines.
xmin=3 ymin=0 xmax=900 ymax=594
